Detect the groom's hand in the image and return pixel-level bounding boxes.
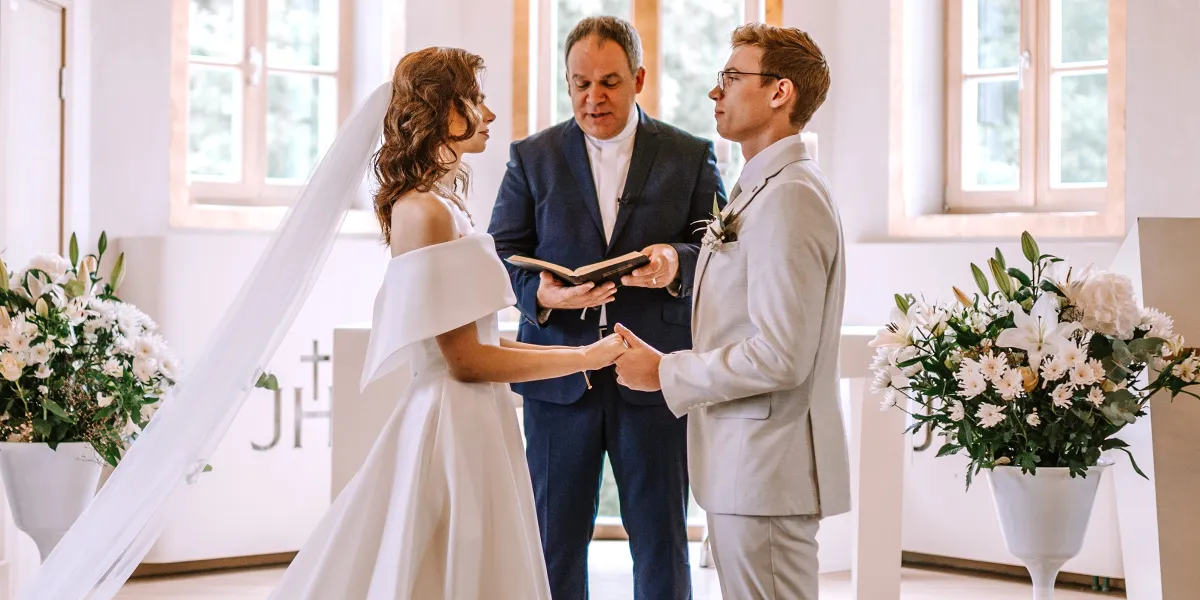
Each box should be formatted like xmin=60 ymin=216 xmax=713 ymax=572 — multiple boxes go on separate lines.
xmin=614 ymin=324 xmax=663 ymax=392
xmin=621 ymin=244 xmax=679 ymax=289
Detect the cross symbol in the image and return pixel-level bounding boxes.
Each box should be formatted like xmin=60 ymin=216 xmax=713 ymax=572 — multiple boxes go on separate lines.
xmin=300 ymin=339 xmax=331 ymax=402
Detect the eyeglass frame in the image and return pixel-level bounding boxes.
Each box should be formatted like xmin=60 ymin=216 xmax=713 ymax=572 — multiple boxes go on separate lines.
xmin=716 ymin=70 xmax=782 ymax=92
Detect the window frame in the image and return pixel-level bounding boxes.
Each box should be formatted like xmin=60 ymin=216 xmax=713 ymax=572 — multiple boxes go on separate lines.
xmin=169 ymin=0 xmax=393 ymax=233
xmin=944 ymin=0 xmax=1125 ymax=215
xmin=887 ymin=0 xmax=1126 ymax=240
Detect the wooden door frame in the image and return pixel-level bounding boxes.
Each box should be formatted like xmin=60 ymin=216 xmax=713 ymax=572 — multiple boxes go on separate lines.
xmin=0 ymin=0 xmax=89 ymax=257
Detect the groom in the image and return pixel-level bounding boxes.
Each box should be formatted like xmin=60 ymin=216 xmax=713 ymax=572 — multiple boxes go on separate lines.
xmin=614 ymin=24 xmax=849 ymax=600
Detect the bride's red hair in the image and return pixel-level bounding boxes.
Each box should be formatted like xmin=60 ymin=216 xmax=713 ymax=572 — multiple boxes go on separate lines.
xmin=373 ymin=47 xmax=485 ymax=244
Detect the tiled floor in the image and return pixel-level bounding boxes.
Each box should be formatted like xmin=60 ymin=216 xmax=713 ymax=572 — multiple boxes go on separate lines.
xmin=116 ymin=542 xmax=1120 ymax=599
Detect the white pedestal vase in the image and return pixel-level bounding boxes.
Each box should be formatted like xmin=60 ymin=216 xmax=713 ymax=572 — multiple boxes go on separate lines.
xmin=0 ymin=442 xmax=103 ymax=561
xmin=986 ymin=458 xmax=1112 ymax=600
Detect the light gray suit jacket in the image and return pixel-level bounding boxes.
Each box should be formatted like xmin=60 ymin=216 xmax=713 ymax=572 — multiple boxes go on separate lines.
xmin=659 ymin=134 xmax=850 ymax=518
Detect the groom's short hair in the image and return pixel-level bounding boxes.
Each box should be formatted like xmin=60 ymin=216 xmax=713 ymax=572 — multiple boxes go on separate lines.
xmin=564 ymin=16 xmax=643 ymax=76
xmin=732 ymin=24 xmax=829 ymax=128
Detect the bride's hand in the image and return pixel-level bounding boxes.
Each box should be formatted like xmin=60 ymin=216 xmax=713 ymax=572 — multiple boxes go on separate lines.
xmin=583 ymin=333 xmax=628 ymax=370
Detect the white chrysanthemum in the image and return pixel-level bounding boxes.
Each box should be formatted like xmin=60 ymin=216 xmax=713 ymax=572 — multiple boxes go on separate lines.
xmin=1026 ymin=410 xmax=1041 ymax=427
xmin=133 ymin=337 xmax=160 ymax=360
xmin=979 ymin=352 xmax=1009 ymax=382
xmin=1059 ymin=343 xmax=1085 ymax=367
xmin=159 ymin=356 xmax=181 ymax=380
xmin=870 ymin=347 xmax=891 ymax=371
xmin=1087 ymin=387 xmax=1106 ymax=407
xmin=997 ymin=369 xmax=1025 ymax=401
xmin=102 ymin=358 xmax=124 ymax=378
xmin=34 ymin=364 xmax=51 ymax=379
xmin=1052 ymin=384 xmax=1075 ymax=408
xmin=37 ymin=385 xmax=49 ymax=396
xmin=1089 ymin=359 xmax=1106 ymax=382
xmin=971 ymin=313 xmax=992 ymax=334
xmin=114 ymin=336 xmax=136 ymax=357
xmin=1140 ymin=307 xmax=1175 ymax=340
xmin=28 ymin=344 xmax=52 ymax=365
xmin=1074 ymin=271 xmax=1141 ymax=340
xmin=870 ymin=369 xmax=892 ymax=394
xmin=1041 ymin=356 xmax=1069 ymax=382
xmin=949 ymin=400 xmax=966 ymax=422
xmin=132 ymin=357 xmax=156 ymax=382
xmin=1070 ymin=362 xmax=1098 ymax=387
xmin=958 ymin=370 xmax=987 ymax=399
xmin=977 ymin=403 xmax=1007 ymax=428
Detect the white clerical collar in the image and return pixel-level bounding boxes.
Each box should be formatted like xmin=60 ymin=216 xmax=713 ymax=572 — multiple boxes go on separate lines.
xmin=738 ymin=132 xmax=810 ymax=190
xmin=585 ymin=106 xmax=640 ymax=147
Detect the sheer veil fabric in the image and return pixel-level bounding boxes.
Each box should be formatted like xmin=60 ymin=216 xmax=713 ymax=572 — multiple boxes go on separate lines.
xmin=16 ymin=82 xmax=394 ymax=600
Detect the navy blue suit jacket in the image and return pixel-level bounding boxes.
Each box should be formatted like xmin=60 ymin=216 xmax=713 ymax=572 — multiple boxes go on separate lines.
xmin=489 ymin=107 xmax=726 ymax=405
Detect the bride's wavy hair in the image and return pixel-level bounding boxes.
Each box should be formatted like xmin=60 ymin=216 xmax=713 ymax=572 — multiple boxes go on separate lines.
xmin=373 ymin=47 xmax=486 ymax=244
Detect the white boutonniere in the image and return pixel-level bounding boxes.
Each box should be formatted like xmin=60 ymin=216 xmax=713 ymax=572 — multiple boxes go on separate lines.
xmin=695 ymin=194 xmax=737 ymax=251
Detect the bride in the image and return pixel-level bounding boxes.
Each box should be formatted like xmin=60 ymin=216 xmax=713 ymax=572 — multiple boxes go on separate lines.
xmin=17 ymin=48 xmax=626 ymax=600
xmin=270 ymin=47 xmax=626 ymax=599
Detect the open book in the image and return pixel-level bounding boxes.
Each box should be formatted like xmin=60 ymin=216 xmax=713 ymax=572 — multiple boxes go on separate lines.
xmin=505 ymin=252 xmax=650 ymax=286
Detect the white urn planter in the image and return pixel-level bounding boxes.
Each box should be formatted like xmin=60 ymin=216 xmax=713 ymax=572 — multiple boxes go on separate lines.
xmin=0 ymin=442 xmax=103 ymax=561
xmin=986 ymin=458 xmax=1113 ymax=600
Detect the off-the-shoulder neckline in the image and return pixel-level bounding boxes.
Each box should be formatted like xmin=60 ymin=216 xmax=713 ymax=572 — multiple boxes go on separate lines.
xmin=386 ymin=232 xmax=493 ymax=263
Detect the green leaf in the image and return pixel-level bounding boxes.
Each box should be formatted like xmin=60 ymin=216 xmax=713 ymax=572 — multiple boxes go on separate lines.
xmin=1117 ymin=447 xmax=1148 ymax=479
xmin=42 ymin=399 xmax=76 ymax=423
xmin=1007 ymin=268 xmax=1033 ymax=287
xmin=970 ymin=263 xmax=990 ymax=296
xmin=255 ymin=372 xmax=280 ymax=391
xmin=711 ymin=194 xmax=720 ymax=218
xmin=994 ymin=248 xmax=1007 ymax=270
xmin=98 ymin=231 xmax=108 ymax=256
xmin=31 ymin=417 xmax=51 ymax=439
xmin=1128 ymin=337 xmax=1165 ymax=362
xmin=1020 ymin=231 xmax=1040 ymax=264
xmin=1040 ymin=280 xmax=1066 ymax=297
xmin=69 ymin=233 xmax=80 ymax=266
xmin=894 ymin=294 xmax=910 ymax=315
xmin=936 ymin=442 xmax=963 ymax=458
xmin=0 ymin=257 xmax=8 ymax=292
xmin=1112 ymin=339 xmax=1135 ymax=366
xmin=896 ymin=355 xmax=924 ymax=368
xmin=202 ymin=464 xmax=213 ymax=473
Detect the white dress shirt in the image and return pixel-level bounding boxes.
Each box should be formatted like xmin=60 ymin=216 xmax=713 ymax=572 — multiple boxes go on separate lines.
xmin=583 ymin=108 xmax=639 ymax=326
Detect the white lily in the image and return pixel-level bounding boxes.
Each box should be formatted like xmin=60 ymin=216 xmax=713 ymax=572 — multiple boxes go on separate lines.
xmin=869 ymin=307 xmax=916 ymax=349
xmin=995 ymin=293 xmax=1075 ymax=366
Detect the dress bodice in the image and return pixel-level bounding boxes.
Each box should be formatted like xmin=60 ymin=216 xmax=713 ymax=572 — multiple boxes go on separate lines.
xmin=360 ymin=195 xmax=514 ymax=389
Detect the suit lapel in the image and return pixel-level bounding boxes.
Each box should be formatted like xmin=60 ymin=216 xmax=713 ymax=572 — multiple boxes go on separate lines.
xmin=605 ymin=109 xmax=659 ymax=255
xmin=690 ymin=179 xmax=772 ymax=316
xmin=562 ymin=122 xmax=605 ymax=241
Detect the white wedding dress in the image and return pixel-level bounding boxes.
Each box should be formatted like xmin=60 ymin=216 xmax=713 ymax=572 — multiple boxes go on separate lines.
xmin=269 ymin=198 xmax=552 ymax=600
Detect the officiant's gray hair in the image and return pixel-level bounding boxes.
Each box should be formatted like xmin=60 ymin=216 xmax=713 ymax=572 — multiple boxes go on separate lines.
xmin=564 ymin=16 xmax=643 ymax=75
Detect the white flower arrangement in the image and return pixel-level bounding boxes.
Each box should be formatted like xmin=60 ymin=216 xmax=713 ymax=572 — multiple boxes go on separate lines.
xmin=872 ymin=232 xmax=1200 ymax=488
xmin=0 ymin=233 xmax=179 ymax=466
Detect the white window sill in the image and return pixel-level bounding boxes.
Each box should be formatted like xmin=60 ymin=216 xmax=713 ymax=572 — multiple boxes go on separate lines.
xmin=885 ymin=209 xmax=1127 ymax=241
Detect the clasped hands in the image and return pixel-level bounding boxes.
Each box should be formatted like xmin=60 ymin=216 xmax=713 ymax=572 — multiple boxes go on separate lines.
xmin=535 ymin=244 xmax=679 ymax=311
xmin=582 ymin=324 xmax=663 ymax=393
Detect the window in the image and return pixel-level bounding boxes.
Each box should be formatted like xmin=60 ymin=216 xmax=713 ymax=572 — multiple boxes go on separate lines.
xmin=515 ymin=0 xmax=783 ymax=189
xmin=946 ymin=0 xmax=1124 ymax=214
xmin=183 ymin=0 xmax=351 ymax=207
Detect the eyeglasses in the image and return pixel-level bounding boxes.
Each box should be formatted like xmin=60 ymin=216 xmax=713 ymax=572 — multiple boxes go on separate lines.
xmin=716 ymin=70 xmax=781 ymax=91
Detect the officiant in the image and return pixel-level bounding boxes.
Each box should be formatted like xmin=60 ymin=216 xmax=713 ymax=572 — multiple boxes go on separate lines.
xmin=488 ymin=15 xmax=725 ymax=600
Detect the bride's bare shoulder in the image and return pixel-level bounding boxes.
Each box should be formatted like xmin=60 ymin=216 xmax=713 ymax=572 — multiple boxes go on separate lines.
xmin=389 ymin=191 xmax=455 ymax=257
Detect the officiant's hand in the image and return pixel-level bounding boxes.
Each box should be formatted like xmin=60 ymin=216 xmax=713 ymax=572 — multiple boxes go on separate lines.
xmin=537 ymin=271 xmax=617 ymax=310
xmin=621 ymin=244 xmax=679 ymax=289
xmin=613 ymin=324 xmax=663 ymax=392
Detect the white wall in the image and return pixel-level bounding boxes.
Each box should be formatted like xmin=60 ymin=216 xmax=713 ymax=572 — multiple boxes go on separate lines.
xmin=81 ymin=0 xmax=1200 ymax=569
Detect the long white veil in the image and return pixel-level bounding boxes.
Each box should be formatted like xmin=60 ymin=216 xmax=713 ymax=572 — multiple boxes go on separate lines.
xmin=16 ymin=82 xmax=394 ymax=600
